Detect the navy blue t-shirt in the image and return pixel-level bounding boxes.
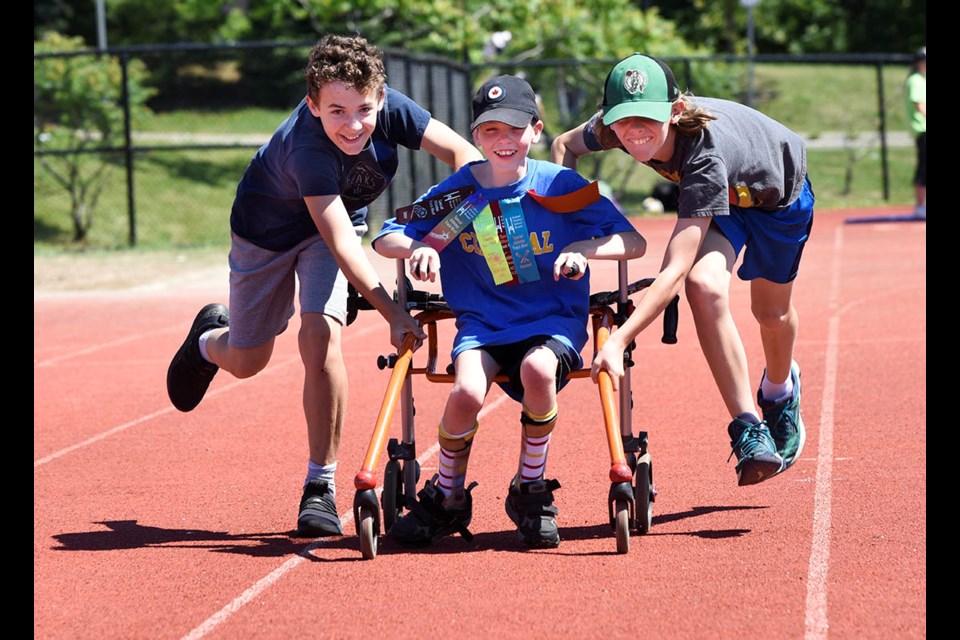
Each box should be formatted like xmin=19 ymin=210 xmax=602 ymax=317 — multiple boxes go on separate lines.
xmin=230 ymin=86 xmax=431 ymax=251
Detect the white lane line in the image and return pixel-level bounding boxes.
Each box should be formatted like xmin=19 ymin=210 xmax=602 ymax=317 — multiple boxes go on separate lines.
xmin=804 ymin=314 xmax=839 ymax=640
xmin=804 ymin=223 xmax=843 ymax=640
xmin=34 ymin=322 xmax=385 ymax=468
xmin=34 ymin=354 xmax=302 ymax=468
xmin=181 ymin=392 xmax=512 ymax=640
xmin=35 ymin=327 xmax=178 ymax=367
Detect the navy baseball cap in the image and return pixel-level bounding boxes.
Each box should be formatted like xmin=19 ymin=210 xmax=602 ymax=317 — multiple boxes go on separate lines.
xmin=470 ymin=75 xmax=540 ymax=131
xmin=601 ymin=53 xmax=680 ymax=125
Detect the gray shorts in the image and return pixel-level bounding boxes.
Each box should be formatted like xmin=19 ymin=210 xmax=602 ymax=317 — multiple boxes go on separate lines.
xmin=227 ymin=231 xmax=358 ymax=349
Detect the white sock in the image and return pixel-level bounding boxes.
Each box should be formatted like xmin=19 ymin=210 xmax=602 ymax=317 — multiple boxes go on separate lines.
xmin=304 ymin=460 xmax=337 ymax=496
xmin=198 ymin=329 xmax=217 ymax=363
xmin=761 ymin=370 xmax=794 ymax=402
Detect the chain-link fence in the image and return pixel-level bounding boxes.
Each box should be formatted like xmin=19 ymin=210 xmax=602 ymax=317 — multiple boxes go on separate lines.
xmin=34 ymin=41 xmax=914 ymax=249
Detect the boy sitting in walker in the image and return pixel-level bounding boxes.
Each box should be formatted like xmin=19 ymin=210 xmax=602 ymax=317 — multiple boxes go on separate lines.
xmin=372 ymin=75 xmax=646 ymax=549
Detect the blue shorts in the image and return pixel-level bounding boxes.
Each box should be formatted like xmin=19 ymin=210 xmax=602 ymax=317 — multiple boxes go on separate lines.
xmin=711 ymin=175 xmax=815 ymax=284
xmin=226 ymin=231 xmax=357 ymax=349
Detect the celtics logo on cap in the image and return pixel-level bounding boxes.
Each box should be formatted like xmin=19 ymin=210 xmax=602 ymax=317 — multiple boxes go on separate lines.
xmin=623 ymin=69 xmax=647 ymax=95
xmin=487 ymin=85 xmax=505 ymax=102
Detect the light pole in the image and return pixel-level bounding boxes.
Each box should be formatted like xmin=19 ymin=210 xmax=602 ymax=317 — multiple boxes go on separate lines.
xmin=95 ymin=0 xmax=108 ymax=51
xmin=740 ymin=0 xmax=759 ymax=108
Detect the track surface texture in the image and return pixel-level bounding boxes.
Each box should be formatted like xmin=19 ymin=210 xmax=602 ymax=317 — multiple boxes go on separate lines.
xmin=35 ymin=207 xmax=925 ymax=639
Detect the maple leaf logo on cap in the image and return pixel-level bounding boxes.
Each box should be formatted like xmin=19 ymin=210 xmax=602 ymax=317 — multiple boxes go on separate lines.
xmin=487 ymin=86 xmax=504 ymax=101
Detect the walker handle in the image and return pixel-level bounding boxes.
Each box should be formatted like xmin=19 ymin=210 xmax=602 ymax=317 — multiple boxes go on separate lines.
xmin=662 ymin=295 xmax=679 ymax=344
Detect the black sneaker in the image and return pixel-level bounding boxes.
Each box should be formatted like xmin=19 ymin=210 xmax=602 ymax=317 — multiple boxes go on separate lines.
xmin=296 ymin=479 xmax=343 ymax=537
xmin=727 ymin=418 xmax=783 ymax=486
xmin=388 ymin=475 xmax=476 ymax=547
xmin=166 ymin=303 xmax=229 ymax=412
xmin=504 ymin=478 xmax=561 ymax=548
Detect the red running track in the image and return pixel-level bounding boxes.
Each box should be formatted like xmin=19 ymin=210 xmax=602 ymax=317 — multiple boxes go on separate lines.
xmin=35 ymin=207 xmax=925 ymax=639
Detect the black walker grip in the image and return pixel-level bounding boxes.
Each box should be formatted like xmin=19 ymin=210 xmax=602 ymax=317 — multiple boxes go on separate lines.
xmin=661 ymin=295 xmax=679 ymax=344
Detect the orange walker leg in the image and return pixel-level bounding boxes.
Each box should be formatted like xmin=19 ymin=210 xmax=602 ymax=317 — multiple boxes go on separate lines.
xmin=354 ymin=333 xmax=418 ymax=491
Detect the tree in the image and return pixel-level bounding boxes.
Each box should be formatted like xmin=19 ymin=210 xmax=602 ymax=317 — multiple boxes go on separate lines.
xmin=645 ymin=0 xmax=924 ymax=55
xmin=34 ymin=32 xmax=155 ymax=242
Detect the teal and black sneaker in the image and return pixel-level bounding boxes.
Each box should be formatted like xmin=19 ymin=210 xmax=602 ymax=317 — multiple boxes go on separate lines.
xmin=758 ymin=361 xmax=806 ymax=472
xmin=727 ymin=418 xmax=783 ymax=486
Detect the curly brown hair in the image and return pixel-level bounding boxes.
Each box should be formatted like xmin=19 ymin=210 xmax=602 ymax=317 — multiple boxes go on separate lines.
xmin=590 ymin=92 xmax=718 ymax=151
xmin=304 ymin=34 xmax=387 ymax=103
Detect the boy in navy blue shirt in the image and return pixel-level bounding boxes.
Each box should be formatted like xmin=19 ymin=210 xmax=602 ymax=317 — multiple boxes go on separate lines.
xmin=166 ymin=34 xmax=481 ymax=538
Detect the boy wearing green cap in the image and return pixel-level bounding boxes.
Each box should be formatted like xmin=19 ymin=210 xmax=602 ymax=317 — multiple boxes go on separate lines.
xmin=551 ymin=53 xmax=813 ymax=487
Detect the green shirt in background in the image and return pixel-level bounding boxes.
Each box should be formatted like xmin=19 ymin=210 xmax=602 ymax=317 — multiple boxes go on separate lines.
xmin=906 ymin=72 xmax=926 ymax=135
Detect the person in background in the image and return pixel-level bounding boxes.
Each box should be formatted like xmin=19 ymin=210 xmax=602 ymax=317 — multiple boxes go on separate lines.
xmin=165 ymin=34 xmax=481 ymax=538
xmin=905 ymin=46 xmax=926 ymax=219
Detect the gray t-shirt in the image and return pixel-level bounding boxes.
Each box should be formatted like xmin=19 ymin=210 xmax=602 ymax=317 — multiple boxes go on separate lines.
xmin=583 ymin=97 xmax=806 ymax=217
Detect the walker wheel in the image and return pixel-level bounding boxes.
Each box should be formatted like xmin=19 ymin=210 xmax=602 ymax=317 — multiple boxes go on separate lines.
xmin=381 ymin=460 xmax=403 ymax=532
xmin=614 ymin=498 xmax=631 ymax=554
xmin=358 ymin=505 xmax=379 ymax=560
xmin=633 ymin=453 xmax=654 ymax=534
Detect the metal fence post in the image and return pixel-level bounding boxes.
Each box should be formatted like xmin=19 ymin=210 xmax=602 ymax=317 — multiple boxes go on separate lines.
xmin=120 ymin=53 xmax=137 ymax=246
xmin=875 ymin=61 xmax=890 ymax=201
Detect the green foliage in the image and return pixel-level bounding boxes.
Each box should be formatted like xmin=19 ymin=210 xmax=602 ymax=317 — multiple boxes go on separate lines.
xmin=107 ymin=0 xmax=243 ymax=46
xmin=649 ymin=0 xmax=924 ymax=55
xmin=34 ymin=0 xmax=926 ymax=58
xmin=34 ymin=31 xmax=155 ymax=243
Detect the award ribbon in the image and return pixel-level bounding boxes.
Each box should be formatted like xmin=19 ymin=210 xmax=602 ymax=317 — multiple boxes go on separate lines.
xmin=498 ymin=197 xmax=539 ymax=284
xmin=525 ymin=180 xmax=600 ymax=212
xmin=395 ymin=185 xmax=476 ymax=223
xmin=423 ymin=191 xmax=488 ymax=252
xmin=472 ymin=203 xmax=513 ymax=285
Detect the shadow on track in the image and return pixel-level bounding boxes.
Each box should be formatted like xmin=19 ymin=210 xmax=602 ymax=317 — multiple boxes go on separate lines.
xmin=51 ymin=519 xmax=338 ymax=558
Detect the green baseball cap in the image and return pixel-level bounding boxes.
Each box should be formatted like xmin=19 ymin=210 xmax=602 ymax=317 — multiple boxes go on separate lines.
xmin=601 ymin=53 xmax=680 ymax=125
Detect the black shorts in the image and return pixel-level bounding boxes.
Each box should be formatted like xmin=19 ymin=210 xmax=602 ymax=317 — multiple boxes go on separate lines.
xmin=914 ymin=132 xmax=926 ymax=187
xmin=480 ymin=335 xmax=581 ymax=403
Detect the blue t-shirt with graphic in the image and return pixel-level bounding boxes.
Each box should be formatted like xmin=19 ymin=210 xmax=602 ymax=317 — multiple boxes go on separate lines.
xmin=374 ymin=158 xmax=636 ymax=364
xmin=231 ymin=86 xmax=431 ymax=251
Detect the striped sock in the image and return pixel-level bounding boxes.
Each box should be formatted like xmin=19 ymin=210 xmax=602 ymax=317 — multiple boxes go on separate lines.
xmin=518 ymin=405 xmax=557 ymax=484
xmin=436 ymin=420 xmax=477 ymax=498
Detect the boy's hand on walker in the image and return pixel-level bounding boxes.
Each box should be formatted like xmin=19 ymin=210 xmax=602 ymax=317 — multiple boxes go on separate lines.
xmin=410 ymin=247 xmax=440 ymax=282
xmin=591 ymin=343 xmax=625 ymax=391
xmin=554 ymin=253 xmax=586 ymax=281
xmin=391 ymin=314 xmax=426 ymax=352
